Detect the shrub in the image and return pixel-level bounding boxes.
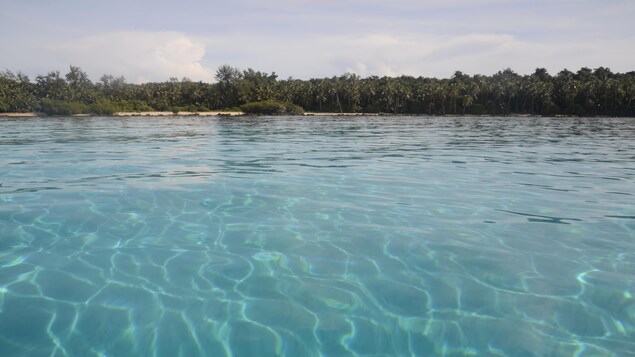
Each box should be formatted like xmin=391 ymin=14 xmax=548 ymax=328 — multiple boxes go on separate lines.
xmin=114 ymin=99 xmax=154 ymax=112
xmin=90 ymin=100 xmax=117 ymax=115
xmin=39 ymin=99 xmax=89 ymax=115
xmin=171 ymin=104 xmax=210 ymax=113
xmin=240 ymin=100 xmax=304 ymax=115
xmin=467 ymin=103 xmax=486 ymax=115
xmin=284 ymin=102 xmax=305 ymax=115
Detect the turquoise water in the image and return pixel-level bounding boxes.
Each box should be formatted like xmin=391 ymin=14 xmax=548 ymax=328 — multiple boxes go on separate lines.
xmin=0 ymin=116 xmax=634 ymax=356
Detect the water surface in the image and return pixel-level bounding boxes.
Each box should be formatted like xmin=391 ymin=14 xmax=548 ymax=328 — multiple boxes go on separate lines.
xmin=1 ymin=116 xmax=634 ymax=356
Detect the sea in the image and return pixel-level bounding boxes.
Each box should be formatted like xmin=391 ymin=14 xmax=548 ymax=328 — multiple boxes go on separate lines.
xmin=1 ymin=115 xmax=634 ymax=356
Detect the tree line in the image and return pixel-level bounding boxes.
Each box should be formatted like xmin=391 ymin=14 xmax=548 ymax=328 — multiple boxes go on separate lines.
xmin=1 ymin=65 xmax=634 ymax=116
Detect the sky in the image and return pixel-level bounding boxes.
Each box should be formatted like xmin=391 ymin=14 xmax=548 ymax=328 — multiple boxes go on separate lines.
xmin=1 ymin=0 xmax=634 ymax=83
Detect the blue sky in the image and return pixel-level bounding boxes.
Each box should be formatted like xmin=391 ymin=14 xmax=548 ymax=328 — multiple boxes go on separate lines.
xmin=1 ymin=0 xmax=633 ymax=83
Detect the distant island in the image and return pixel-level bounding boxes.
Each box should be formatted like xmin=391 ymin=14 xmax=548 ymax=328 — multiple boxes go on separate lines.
xmin=1 ymin=65 xmax=633 ymax=117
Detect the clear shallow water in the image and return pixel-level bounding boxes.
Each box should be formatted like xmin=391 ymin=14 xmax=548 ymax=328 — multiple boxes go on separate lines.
xmin=0 ymin=115 xmax=634 ymax=356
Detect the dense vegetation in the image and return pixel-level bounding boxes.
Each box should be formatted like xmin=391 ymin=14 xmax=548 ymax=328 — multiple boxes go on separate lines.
xmin=1 ymin=65 xmax=634 ymax=116
xmin=240 ymin=100 xmax=304 ymax=115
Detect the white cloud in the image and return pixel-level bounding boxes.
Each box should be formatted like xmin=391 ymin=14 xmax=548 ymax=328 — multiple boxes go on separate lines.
xmin=48 ymin=31 xmax=215 ymax=83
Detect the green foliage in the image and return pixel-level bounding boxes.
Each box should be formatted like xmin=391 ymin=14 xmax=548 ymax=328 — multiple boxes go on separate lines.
xmin=284 ymin=102 xmax=305 ymax=115
xmin=36 ymin=71 xmax=68 ymax=101
xmin=216 ymin=65 xmax=243 ymax=85
xmin=65 ymin=65 xmax=96 ymax=103
xmin=170 ymin=105 xmax=210 ymax=113
xmin=90 ymin=100 xmax=117 ymax=115
xmin=0 ymin=71 xmax=39 ymax=112
xmin=114 ymin=100 xmax=154 ymax=112
xmin=39 ymin=99 xmax=89 ymax=115
xmin=467 ymin=103 xmax=486 ymax=115
xmin=217 ymin=107 xmax=242 ymax=112
xmin=2 ymin=65 xmax=634 ymax=117
xmin=240 ymin=100 xmax=304 ymax=115
xmin=240 ymin=100 xmax=285 ymax=114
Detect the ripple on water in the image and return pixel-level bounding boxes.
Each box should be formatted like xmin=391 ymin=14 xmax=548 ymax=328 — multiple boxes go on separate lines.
xmin=0 ymin=116 xmax=634 ymax=356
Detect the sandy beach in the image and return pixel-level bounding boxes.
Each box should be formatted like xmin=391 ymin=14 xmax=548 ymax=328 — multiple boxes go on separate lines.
xmin=1 ymin=111 xmax=245 ymax=117
xmin=113 ymin=111 xmax=245 ymax=117
xmin=114 ymin=111 xmax=374 ymax=117
xmin=304 ymin=112 xmax=376 ymax=116
xmin=0 ymin=112 xmax=39 ymax=117
xmin=2 ymin=111 xmax=378 ymax=117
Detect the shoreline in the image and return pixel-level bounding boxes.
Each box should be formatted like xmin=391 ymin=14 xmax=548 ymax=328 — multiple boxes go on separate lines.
xmin=0 ymin=112 xmax=623 ymax=118
xmin=113 ymin=111 xmax=245 ymax=117
xmin=0 ymin=111 xmax=375 ymax=118
xmin=0 ymin=112 xmax=40 ymax=117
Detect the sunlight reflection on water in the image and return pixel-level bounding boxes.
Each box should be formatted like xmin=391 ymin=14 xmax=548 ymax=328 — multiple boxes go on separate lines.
xmin=0 ymin=116 xmax=634 ymax=356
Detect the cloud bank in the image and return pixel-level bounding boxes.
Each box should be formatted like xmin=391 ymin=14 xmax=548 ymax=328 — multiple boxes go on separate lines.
xmin=55 ymin=31 xmax=215 ymax=83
